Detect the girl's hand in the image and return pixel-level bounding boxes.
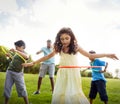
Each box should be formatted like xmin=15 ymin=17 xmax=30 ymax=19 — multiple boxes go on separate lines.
xmin=22 ymin=62 xmax=34 ymax=67
xmin=106 ymin=54 xmax=119 ymax=60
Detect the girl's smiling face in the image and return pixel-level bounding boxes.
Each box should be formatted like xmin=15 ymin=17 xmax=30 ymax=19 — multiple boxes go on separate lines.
xmin=60 ymin=33 xmax=71 ymax=48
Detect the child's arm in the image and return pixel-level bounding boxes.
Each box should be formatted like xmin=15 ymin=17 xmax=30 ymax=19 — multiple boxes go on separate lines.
xmin=78 ymin=46 xmax=119 ymax=60
xmin=22 ymin=51 xmax=56 ymax=67
xmin=99 ymin=62 xmax=108 ymax=73
xmin=6 ymin=53 xmax=13 ymax=59
xmin=36 ymin=50 xmax=43 ymax=55
xmin=10 ymin=48 xmax=29 ymax=60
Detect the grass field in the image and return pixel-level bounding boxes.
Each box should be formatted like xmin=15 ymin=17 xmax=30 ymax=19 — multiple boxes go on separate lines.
xmin=0 ymin=72 xmax=120 ymax=104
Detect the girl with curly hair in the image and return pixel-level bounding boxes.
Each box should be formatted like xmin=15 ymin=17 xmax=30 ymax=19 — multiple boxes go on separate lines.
xmin=23 ymin=27 xmax=118 ymax=104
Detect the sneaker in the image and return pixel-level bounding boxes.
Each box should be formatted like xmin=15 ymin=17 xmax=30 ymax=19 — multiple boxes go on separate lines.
xmin=33 ymin=91 xmax=40 ymax=95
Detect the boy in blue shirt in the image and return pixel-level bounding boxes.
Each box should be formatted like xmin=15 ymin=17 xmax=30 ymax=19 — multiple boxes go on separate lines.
xmin=89 ymin=50 xmax=108 ymax=104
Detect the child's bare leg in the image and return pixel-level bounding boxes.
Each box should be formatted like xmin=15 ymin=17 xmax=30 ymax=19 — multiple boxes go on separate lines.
xmin=50 ymin=77 xmax=54 ymax=93
xmin=4 ymin=97 xmax=9 ymax=104
xmin=90 ymin=98 xmax=93 ymax=104
xmin=104 ymin=101 xmax=108 ymax=104
xmin=23 ymin=96 xmax=29 ymax=104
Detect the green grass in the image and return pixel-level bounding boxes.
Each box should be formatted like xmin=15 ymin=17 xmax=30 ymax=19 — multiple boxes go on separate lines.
xmin=0 ymin=72 xmax=120 ymax=104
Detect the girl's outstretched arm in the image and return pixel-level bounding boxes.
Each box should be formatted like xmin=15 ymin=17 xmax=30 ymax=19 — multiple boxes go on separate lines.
xmin=22 ymin=51 xmax=56 ymax=67
xmin=78 ymin=46 xmax=119 ymax=60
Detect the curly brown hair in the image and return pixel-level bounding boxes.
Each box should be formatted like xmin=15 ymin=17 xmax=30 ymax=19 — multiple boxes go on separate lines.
xmin=54 ymin=27 xmax=78 ymax=54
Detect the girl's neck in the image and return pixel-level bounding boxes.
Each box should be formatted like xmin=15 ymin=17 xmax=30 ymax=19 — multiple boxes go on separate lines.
xmin=62 ymin=46 xmax=69 ymax=53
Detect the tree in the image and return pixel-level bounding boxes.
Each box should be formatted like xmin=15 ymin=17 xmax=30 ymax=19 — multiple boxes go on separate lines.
xmin=115 ymin=68 xmax=120 ymax=78
xmin=24 ymin=55 xmax=41 ymax=74
xmin=104 ymin=72 xmax=113 ymax=78
xmin=0 ymin=46 xmax=10 ymax=72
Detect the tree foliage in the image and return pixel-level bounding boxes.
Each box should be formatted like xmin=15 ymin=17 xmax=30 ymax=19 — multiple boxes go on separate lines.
xmin=0 ymin=46 xmax=10 ymax=71
xmin=114 ymin=68 xmax=120 ymax=78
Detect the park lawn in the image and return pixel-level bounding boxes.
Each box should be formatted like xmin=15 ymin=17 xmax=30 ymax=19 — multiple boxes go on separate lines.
xmin=0 ymin=72 xmax=120 ymax=104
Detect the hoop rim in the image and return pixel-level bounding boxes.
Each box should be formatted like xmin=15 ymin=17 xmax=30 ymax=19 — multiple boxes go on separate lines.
xmin=58 ymin=66 xmax=102 ymax=68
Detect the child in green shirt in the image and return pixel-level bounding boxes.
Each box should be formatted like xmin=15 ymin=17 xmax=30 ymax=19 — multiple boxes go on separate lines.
xmin=3 ymin=40 xmax=29 ymax=104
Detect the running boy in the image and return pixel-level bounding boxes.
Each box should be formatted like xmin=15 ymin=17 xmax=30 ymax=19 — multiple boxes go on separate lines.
xmin=3 ymin=40 xmax=29 ymax=104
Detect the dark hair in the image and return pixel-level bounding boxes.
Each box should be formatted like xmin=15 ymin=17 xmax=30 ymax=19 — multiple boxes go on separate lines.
xmin=89 ymin=50 xmax=96 ymax=54
xmin=47 ymin=39 xmax=52 ymax=43
xmin=14 ymin=40 xmax=26 ymax=49
xmin=54 ymin=27 xmax=78 ymax=54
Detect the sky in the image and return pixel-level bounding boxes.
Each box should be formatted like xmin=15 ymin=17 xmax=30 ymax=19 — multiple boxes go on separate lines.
xmin=0 ymin=0 xmax=120 ymax=76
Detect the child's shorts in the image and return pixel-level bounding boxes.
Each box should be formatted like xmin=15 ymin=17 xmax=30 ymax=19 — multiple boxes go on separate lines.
xmin=3 ymin=70 xmax=27 ymax=98
xmin=39 ymin=63 xmax=55 ymax=78
xmin=89 ymin=80 xmax=108 ymax=101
